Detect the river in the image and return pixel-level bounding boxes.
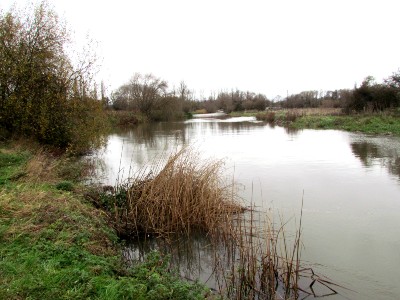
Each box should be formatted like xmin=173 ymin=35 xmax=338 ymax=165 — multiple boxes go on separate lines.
xmin=92 ymin=117 xmax=400 ymax=299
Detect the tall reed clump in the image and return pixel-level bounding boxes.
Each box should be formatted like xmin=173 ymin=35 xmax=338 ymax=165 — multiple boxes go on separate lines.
xmin=100 ymin=148 xmax=243 ymax=238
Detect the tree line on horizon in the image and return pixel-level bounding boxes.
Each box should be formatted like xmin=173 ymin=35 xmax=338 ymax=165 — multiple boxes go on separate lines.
xmin=279 ymin=71 xmax=400 ymax=113
xmin=110 ymin=69 xmax=400 ymax=119
xmin=111 ymin=75 xmax=273 ymax=120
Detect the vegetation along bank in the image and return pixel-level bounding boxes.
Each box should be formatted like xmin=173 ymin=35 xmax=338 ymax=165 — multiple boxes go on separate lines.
xmin=255 ymin=108 xmax=400 ymax=135
xmin=0 ymin=141 xmax=210 ymax=299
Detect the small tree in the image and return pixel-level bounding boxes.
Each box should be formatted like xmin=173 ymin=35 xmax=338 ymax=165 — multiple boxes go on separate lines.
xmin=112 ymin=73 xmax=180 ymax=119
xmin=384 ymin=69 xmax=400 ymax=107
xmin=129 ymin=73 xmax=168 ymax=117
xmin=0 ymin=1 xmax=105 ymax=152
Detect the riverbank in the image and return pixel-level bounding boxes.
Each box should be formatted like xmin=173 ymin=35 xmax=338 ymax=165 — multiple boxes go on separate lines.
xmin=254 ymin=109 xmax=400 ymax=135
xmin=291 ymin=113 xmax=400 ymax=135
xmin=0 ymin=141 xmax=209 ymax=299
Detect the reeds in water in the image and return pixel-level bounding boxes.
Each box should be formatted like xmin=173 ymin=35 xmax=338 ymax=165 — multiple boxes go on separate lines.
xmin=93 ymin=148 xmax=339 ymax=299
xmin=103 ymin=148 xmax=242 ymax=238
xmin=212 ymin=207 xmax=303 ymax=300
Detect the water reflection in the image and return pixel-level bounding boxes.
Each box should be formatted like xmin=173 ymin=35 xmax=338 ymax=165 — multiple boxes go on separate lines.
xmin=112 ymin=118 xmax=270 ymax=149
xmin=351 ymin=138 xmax=400 ymax=179
xmin=112 ymin=122 xmax=187 ymax=149
xmin=123 ymin=234 xmax=218 ymax=290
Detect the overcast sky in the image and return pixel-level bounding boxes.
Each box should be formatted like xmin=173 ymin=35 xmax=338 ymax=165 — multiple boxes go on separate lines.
xmin=1 ymin=0 xmax=400 ymax=99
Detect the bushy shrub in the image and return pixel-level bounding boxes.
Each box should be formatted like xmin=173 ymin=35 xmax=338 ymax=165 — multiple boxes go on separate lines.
xmin=0 ymin=2 xmax=106 ymax=153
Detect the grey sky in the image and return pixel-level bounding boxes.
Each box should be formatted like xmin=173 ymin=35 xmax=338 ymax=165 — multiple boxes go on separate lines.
xmin=1 ymin=0 xmax=400 ymax=99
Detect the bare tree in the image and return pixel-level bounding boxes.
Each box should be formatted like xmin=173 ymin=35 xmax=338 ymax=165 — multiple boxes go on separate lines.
xmin=177 ymin=81 xmax=191 ymax=101
xmin=128 ymin=73 xmax=168 ymax=116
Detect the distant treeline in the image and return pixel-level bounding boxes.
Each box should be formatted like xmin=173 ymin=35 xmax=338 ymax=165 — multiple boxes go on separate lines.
xmin=111 ymin=75 xmax=272 ymax=120
xmin=188 ymin=91 xmax=271 ymax=113
xmin=111 ymin=70 xmax=400 ymax=119
xmin=280 ymin=71 xmax=400 ymax=113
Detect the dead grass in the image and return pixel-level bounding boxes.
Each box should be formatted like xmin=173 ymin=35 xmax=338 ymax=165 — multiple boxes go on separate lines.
xmin=105 ymin=148 xmax=243 ymax=237
xmin=25 ymin=150 xmax=60 ymax=183
xmin=284 ymin=108 xmax=342 ymax=116
xmin=0 ymin=187 xmax=116 ymax=256
xmin=0 ymin=143 xmax=116 ymax=257
xmin=211 ymin=206 xmax=305 ymax=299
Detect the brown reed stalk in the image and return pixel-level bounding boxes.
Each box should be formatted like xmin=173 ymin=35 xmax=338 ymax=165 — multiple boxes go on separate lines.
xmin=213 ymin=204 xmax=306 ymax=300
xmin=111 ymin=147 xmax=242 ymax=238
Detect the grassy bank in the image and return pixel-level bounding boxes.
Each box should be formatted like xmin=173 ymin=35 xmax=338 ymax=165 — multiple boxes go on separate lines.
xmin=291 ymin=114 xmax=400 ymax=135
xmin=255 ymin=109 xmax=400 ymax=135
xmin=0 ymin=142 xmax=209 ymax=299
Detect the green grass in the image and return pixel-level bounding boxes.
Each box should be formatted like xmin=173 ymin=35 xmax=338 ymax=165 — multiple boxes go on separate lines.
xmin=255 ymin=108 xmax=400 ymax=135
xmin=292 ymin=114 xmax=400 ymax=135
xmin=228 ymin=110 xmax=258 ymax=117
xmin=0 ymin=150 xmax=29 ymax=185
xmin=0 ymin=144 xmax=210 ymax=299
xmin=55 ymin=180 xmax=75 ymax=191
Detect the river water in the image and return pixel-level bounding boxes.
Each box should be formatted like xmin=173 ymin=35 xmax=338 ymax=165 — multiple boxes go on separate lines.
xmin=93 ymin=117 xmax=400 ymax=300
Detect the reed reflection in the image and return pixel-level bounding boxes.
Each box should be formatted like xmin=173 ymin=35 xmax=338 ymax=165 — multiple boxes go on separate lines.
xmin=123 ymin=234 xmax=217 ymax=289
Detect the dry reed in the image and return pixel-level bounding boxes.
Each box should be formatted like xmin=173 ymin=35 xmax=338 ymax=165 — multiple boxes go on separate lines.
xmin=107 ymin=148 xmax=243 ymax=238
xmin=213 ymin=206 xmax=304 ymax=299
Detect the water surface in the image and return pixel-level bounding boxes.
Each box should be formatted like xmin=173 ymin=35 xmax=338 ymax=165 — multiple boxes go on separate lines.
xmin=93 ymin=117 xmax=400 ymax=299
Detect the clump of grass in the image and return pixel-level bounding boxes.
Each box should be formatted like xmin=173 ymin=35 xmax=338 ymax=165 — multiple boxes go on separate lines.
xmin=55 ymin=180 xmax=74 ymax=191
xmin=99 ymin=148 xmax=243 ymax=238
xmin=256 ymin=111 xmax=275 ymax=123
